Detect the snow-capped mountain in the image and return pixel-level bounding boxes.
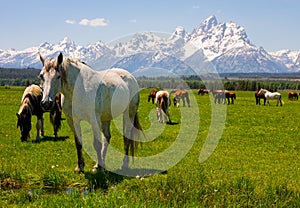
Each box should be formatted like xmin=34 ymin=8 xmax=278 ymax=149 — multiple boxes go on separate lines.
xmin=0 ymin=16 xmax=298 ymax=74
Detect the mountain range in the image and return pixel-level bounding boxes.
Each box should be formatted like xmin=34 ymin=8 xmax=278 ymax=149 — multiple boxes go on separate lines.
xmin=0 ymin=16 xmax=299 ymax=75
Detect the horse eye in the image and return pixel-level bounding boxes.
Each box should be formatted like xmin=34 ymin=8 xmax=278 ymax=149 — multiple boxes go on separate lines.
xmin=57 ymin=75 xmax=61 ymax=79
xmin=39 ymin=74 xmax=44 ymax=81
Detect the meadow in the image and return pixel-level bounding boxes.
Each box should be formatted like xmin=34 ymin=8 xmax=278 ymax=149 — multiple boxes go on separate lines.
xmin=0 ymin=86 xmax=299 ymax=207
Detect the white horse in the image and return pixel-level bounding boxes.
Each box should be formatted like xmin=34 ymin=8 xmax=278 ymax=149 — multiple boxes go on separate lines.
xmin=39 ymin=52 xmax=142 ymax=173
xmin=258 ymin=88 xmax=284 ymax=106
xmin=155 ymin=90 xmax=171 ymax=124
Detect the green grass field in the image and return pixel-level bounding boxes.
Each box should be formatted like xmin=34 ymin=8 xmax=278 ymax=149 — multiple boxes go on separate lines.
xmin=0 ymin=86 xmax=299 ymax=207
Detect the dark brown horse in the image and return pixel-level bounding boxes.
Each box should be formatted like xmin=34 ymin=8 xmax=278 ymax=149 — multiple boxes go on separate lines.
xmin=172 ymin=89 xmax=190 ymax=107
xmin=148 ymin=89 xmax=158 ymax=104
xmin=255 ymin=90 xmax=266 ymax=105
xmin=288 ymin=92 xmax=298 ymax=100
xmin=16 ymin=84 xmax=63 ymax=142
xmin=198 ymin=89 xmax=210 ymax=95
xmin=225 ymin=91 xmax=236 ymax=104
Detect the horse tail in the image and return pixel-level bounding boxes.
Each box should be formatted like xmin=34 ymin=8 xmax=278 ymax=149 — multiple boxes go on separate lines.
xmin=129 ymin=113 xmax=143 ymax=160
xmin=185 ymin=93 xmax=190 ymax=106
xmin=281 ymin=96 xmax=284 ymax=105
xmin=161 ymin=95 xmax=168 ymax=115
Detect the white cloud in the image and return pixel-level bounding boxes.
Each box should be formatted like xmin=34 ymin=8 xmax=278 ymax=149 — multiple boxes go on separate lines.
xmin=130 ymin=19 xmax=137 ymax=23
xmin=192 ymin=5 xmax=200 ymax=9
xmin=79 ymin=18 xmax=108 ymax=27
xmin=65 ymin=19 xmax=76 ymax=25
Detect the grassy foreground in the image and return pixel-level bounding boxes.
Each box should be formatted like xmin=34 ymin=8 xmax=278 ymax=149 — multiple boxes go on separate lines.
xmin=0 ymin=86 xmax=299 ymax=207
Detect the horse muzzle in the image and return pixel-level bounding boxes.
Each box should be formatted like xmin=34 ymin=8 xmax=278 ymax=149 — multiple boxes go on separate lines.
xmin=41 ymin=97 xmax=54 ymax=111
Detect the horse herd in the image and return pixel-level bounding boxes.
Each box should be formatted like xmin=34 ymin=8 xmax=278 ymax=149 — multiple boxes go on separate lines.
xmin=15 ymin=52 xmax=298 ymax=173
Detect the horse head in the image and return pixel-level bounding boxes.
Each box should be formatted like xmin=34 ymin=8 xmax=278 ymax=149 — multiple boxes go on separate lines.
xmin=39 ymin=52 xmax=63 ymax=111
xmin=257 ymin=88 xmax=266 ymax=96
xmin=16 ymin=106 xmax=32 ymax=142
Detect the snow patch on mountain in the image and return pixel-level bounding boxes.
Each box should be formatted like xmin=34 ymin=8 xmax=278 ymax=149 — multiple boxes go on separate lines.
xmin=0 ymin=16 xmax=298 ymax=74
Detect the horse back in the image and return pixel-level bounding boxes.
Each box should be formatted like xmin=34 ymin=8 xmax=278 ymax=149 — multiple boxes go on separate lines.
xmin=20 ymin=85 xmax=43 ymax=117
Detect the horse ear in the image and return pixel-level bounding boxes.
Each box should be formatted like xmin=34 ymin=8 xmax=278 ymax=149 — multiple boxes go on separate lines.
xmin=57 ymin=52 xmax=63 ymax=66
xmin=39 ymin=52 xmax=45 ymax=66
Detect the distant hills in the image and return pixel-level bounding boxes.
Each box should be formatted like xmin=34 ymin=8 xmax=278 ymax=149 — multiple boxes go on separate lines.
xmin=0 ymin=16 xmax=299 ymax=75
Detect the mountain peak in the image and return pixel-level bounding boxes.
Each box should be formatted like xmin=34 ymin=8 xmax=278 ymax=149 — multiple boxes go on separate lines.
xmin=170 ymin=26 xmax=190 ymax=41
xmin=59 ymin=37 xmax=76 ymax=47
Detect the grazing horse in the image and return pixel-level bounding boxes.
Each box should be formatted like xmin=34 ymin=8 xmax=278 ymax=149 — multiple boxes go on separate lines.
xmin=39 ymin=53 xmax=142 ymax=173
xmin=148 ymin=89 xmax=158 ymax=104
xmin=198 ymin=89 xmax=210 ymax=95
xmin=213 ymin=90 xmax=225 ymax=104
xmin=225 ymin=91 xmax=236 ymax=105
xmin=155 ymin=90 xmax=171 ymax=123
xmin=213 ymin=90 xmax=235 ymax=105
xmin=255 ymin=90 xmax=266 ymax=105
xmin=288 ymin=92 xmax=298 ymax=100
xmin=172 ymin=89 xmax=190 ymax=107
xmin=16 ymin=84 xmax=63 ymax=142
xmin=258 ymin=88 xmax=283 ymax=106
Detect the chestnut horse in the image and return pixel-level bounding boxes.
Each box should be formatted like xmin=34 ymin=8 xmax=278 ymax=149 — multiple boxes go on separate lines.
xmin=198 ymin=89 xmax=210 ymax=95
xmin=148 ymin=89 xmax=158 ymax=104
xmin=288 ymin=92 xmax=298 ymax=100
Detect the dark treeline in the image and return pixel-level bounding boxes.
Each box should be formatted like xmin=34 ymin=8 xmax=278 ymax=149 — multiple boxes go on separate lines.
xmin=1 ymin=69 xmax=300 ymax=91
xmin=0 ymin=68 xmax=40 ymax=86
xmin=137 ymin=76 xmax=300 ymax=91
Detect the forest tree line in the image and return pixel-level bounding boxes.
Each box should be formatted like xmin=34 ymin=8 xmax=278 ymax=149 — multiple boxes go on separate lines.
xmin=1 ymin=68 xmax=300 ymax=91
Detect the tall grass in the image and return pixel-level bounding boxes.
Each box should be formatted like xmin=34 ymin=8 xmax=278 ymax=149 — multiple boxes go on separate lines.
xmin=0 ymin=86 xmax=299 ymax=207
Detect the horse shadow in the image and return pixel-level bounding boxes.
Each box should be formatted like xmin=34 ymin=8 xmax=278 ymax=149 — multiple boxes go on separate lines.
xmin=33 ymin=136 xmax=69 ymax=143
xmin=85 ymin=168 xmax=167 ymax=190
xmin=167 ymin=121 xmax=179 ymax=125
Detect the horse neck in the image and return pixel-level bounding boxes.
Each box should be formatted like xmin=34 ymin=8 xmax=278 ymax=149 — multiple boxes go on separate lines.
xmin=60 ymin=62 xmax=80 ymax=99
xmin=18 ymin=98 xmax=32 ymax=117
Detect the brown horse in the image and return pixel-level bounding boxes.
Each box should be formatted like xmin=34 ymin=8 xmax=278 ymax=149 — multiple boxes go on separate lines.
xmin=198 ymin=89 xmax=210 ymax=95
xmin=155 ymin=90 xmax=171 ymax=123
xmin=255 ymin=90 xmax=266 ymax=105
xmin=213 ymin=90 xmax=236 ymax=104
xmin=16 ymin=84 xmax=63 ymax=142
xmin=225 ymin=91 xmax=236 ymax=104
xmin=172 ymin=89 xmax=190 ymax=107
xmin=288 ymin=92 xmax=298 ymax=100
xmin=148 ymin=89 xmax=158 ymax=104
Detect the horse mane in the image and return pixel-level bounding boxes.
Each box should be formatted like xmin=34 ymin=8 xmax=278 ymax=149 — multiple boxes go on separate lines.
xmin=18 ymin=97 xmax=32 ymax=116
xmin=21 ymin=85 xmax=42 ymax=103
xmin=59 ymin=57 xmax=91 ymax=84
xmin=18 ymin=85 xmax=42 ymax=115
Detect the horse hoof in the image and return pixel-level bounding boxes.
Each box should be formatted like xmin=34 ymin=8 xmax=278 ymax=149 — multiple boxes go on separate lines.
xmin=74 ymin=166 xmax=84 ymax=174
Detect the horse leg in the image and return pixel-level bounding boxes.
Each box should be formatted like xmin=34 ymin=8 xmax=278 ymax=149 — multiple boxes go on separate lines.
xmin=35 ymin=116 xmax=43 ymax=142
xmin=66 ymin=117 xmax=85 ymax=173
xmin=182 ymin=97 xmax=186 ymax=107
xmin=99 ymin=121 xmax=111 ymax=170
xmin=122 ymin=111 xmax=133 ymax=170
xmin=156 ymin=107 xmax=162 ymax=123
xmin=186 ymin=95 xmax=190 ymax=107
xmin=91 ymin=119 xmax=104 ymax=172
xmin=166 ymin=109 xmax=172 ymax=124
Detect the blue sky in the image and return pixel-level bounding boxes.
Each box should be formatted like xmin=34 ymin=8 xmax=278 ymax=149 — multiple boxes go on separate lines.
xmin=1 ymin=0 xmax=299 ymax=51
